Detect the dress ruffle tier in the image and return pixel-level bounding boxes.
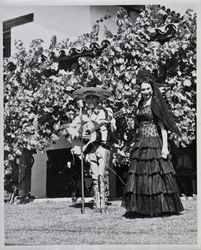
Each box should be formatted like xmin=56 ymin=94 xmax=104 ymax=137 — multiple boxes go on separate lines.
xmin=122 ymin=136 xmax=184 ymax=216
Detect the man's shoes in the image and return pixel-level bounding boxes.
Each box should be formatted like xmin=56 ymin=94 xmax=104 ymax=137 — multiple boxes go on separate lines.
xmin=100 ymin=207 xmax=108 ymax=214
xmin=72 ymin=197 xmax=77 ymax=203
xmin=92 ymin=202 xmax=97 ymax=209
xmin=92 ymin=203 xmax=108 ymax=214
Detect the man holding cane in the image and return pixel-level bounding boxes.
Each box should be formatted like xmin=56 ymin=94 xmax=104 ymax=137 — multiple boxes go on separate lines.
xmin=68 ymin=85 xmax=114 ymax=213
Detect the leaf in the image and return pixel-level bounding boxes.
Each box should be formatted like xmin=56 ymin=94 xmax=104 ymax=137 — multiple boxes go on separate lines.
xmin=4 ymin=145 xmax=10 ymax=151
xmin=15 ymin=149 xmax=22 ymax=155
xmin=53 ymin=122 xmax=60 ymax=131
xmin=43 ymin=107 xmax=51 ymax=112
xmin=46 ymin=129 xmax=52 ymax=134
xmin=8 ymin=154 xmax=15 ymax=161
xmin=51 ymin=133 xmax=59 ymax=141
xmin=49 ymin=35 xmax=57 ymax=49
xmin=191 ymin=70 xmax=196 ymax=77
xmin=30 ymin=139 xmax=39 ymax=146
xmin=173 ymin=110 xmax=181 ymax=117
xmin=183 ymin=79 xmax=191 ymax=87
xmin=66 ymin=86 xmax=74 ymax=91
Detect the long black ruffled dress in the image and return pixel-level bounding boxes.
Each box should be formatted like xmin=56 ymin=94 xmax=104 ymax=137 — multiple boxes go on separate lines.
xmin=122 ymin=105 xmax=184 ymax=216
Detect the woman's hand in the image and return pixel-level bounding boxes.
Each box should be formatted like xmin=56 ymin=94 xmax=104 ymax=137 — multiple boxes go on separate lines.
xmin=159 ymin=122 xmax=169 ymax=159
xmin=161 ymin=147 xmax=169 ymax=159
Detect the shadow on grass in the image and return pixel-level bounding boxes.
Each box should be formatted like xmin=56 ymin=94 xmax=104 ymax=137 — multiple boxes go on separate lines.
xmin=69 ymin=202 xmax=94 ymax=209
xmin=69 ymin=201 xmax=113 ymax=209
xmin=123 ymin=211 xmax=183 ymax=219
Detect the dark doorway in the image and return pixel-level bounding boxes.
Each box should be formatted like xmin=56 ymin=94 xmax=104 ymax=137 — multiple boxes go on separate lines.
xmin=46 ymin=148 xmax=75 ymax=197
xmin=46 ymin=148 xmax=92 ymax=198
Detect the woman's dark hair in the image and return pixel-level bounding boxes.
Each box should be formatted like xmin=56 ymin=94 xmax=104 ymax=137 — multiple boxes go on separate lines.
xmin=136 ymin=69 xmax=154 ymax=86
xmin=136 ymin=69 xmax=181 ymax=136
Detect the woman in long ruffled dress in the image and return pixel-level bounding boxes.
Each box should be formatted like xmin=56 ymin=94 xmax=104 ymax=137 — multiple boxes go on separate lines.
xmin=122 ymin=69 xmax=184 ymax=217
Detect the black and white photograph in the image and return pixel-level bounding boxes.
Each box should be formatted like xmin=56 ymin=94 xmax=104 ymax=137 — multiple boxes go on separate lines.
xmin=1 ymin=0 xmax=200 ymax=249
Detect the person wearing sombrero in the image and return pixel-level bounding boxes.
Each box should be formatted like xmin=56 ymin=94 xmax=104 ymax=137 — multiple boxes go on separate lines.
xmin=68 ymin=84 xmax=114 ymax=213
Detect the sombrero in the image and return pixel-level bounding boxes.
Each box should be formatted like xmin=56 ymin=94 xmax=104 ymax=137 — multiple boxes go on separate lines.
xmin=72 ymin=87 xmax=112 ymax=101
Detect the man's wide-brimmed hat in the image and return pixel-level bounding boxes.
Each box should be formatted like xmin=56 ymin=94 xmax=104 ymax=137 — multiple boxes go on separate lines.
xmin=72 ymin=87 xmax=112 ymax=100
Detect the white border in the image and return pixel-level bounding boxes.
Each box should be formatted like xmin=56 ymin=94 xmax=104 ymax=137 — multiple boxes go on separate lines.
xmin=0 ymin=0 xmax=201 ymax=250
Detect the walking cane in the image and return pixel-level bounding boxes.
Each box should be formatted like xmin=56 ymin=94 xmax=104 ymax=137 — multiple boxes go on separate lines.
xmin=77 ymin=100 xmax=85 ymax=214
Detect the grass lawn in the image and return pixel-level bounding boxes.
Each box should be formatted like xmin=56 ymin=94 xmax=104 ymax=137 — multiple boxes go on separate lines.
xmin=4 ymin=198 xmax=197 ymax=246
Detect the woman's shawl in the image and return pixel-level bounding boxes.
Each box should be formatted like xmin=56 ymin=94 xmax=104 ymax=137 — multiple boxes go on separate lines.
xmin=151 ymin=82 xmax=181 ymax=136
